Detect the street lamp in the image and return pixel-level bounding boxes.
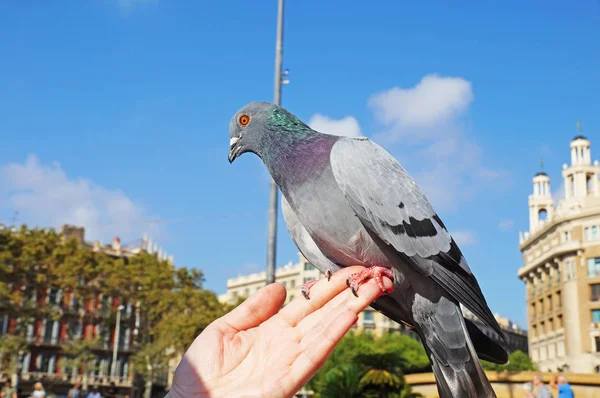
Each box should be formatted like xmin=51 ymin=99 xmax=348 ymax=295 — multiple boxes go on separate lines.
xmin=266 ymin=0 xmax=286 ymax=285
xmin=111 ymin=305 xmax=125 ymax=379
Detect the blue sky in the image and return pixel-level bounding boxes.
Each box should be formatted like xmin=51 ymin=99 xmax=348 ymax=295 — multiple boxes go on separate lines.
xmin=0 ymin=0 xmax=599 ymax=328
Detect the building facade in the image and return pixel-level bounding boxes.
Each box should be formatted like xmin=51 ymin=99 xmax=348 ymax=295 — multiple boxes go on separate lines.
xmin=0 ymin=224 xmax=171 ymax=397
xmin=518 ymin=130 xmax=600 ymax=373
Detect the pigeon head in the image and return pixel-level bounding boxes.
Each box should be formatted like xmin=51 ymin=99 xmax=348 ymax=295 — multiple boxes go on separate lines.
xmin=228 ymin=101 xmax=313 ymax=163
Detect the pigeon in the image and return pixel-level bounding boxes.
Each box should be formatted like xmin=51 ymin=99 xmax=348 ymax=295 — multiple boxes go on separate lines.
xmin=228 ymin=102 xmax=509 ymax=398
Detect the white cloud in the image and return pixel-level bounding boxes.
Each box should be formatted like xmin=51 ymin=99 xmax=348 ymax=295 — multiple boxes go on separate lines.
xmin=309 ymin=114 xmax=362 ymax=137
xmin=451 ymin=230 xmax=478 ymax=247
xmin=0 ymin=154 xmax=159 ymax=243
xmin=368 ymin=74 xmax=473 ymax=141
xmin=310 ymin=74 xmax=509 ymax=212
xmin=498 ymin=219 xmax=515 ymax=231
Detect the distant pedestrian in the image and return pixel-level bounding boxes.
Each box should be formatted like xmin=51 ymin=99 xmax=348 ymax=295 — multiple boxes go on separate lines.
xmin=0 ymin=381 xmax=17 ymax=398
xmin=533 ymin=374 xmax=554 ymax=398
xmin=551 ymin=375 xmax=575 ymax=398
xmin=104 ymin=382 xmax=117 ymax=398
xmin=522 ymin=382 xmax=535 ymax=398
xmin=67 ymin=382 xmax=82 ymax=398
xmin=85 ymin=385 xmax=101 ymax=398
xmin=30 ymin=382 xmax=46 ymax=398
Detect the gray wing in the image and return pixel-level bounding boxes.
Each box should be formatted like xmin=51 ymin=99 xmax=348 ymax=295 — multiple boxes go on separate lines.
xmin=281 ymin=194 xmax=342 ymax=275
xmin=329 ymin=137 xmax=508 ymax=347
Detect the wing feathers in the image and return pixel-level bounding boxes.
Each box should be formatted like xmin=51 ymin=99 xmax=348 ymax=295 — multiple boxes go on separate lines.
xmin=330 ymin=137 xmax=509 ymax=349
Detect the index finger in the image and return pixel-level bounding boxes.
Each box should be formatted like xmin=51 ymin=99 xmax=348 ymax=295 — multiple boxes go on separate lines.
xmin=277 ymin=266 xmax=369 ymax=328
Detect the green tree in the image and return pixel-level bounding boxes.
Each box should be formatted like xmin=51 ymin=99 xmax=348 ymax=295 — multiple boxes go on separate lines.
xmin=357 ymin=352 xmax=405 ymax=398
xmin=319 ymin=364 xmax=365 ymax=398
xmin=0 ymin=335 xmax=28 ymax=375
xmin=481 ymin=349 xmax=537 ymax=372
xmin=310 ymin=332 xmax=426 ymax=398
xmin=0 ymin=225 xmax=228 ymax=396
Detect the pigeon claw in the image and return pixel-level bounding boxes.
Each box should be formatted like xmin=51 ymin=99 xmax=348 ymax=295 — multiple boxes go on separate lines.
xmin=300 ymin=279 xmax=318 ymax=300
xmin=347 ymin=266 xmax=394 ymax=297
xmin=326 ymin=269 xmax=333 ymax=281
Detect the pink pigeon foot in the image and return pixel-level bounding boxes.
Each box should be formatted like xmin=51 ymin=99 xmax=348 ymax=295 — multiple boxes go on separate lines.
xmin=301 ymin=280 xmax=318 ymax=300
xmin=346 ymin=266 xmax=394 ymax=297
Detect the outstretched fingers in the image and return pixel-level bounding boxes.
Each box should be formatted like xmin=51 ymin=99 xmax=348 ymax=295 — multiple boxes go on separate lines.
xmin=215 ymin=283 xmax=287 ymax=333
xmin=297 ymin=275 xmax=392 ymax=339
xmin=278 ymin=266 xmax=366 ymax=328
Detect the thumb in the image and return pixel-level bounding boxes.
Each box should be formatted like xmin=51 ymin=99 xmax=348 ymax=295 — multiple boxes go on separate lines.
xmin=217 ymin=282 xmax=287 ymax=332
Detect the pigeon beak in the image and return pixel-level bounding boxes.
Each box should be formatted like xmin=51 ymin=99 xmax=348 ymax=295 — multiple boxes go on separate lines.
xmin=228 ymin=137 xmax=240 ymax=163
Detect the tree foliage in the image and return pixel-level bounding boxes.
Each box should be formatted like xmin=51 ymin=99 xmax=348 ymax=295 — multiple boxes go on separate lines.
xmin=0 ymin=225 xmax=227 ymax=384
xmin=310 ymin=332 xmax=427 ymax=398
xmin=481 ymin=349 xmax=537 ymax=372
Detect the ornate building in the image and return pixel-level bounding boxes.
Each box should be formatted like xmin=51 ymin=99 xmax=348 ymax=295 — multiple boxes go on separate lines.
xmin=518 ymin=127 xmax=600 ymax=373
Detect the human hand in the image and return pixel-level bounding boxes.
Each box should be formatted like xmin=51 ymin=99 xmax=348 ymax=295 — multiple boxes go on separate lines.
xmin=168 ymin=265 xmax=393 ymax=398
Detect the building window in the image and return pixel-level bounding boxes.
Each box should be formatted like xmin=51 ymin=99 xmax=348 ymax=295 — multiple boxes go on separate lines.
xmin=592 ymin=284 xmax=600 ymax=302
xmin=588 ymin=258 xmax=600 ymax=277
xmin=593 ymin=226 xmax=600 ymax=240
xmin=363 ymin=311 xmax=374 ymax=323
xmin=289 ymin=294 xmax=294 ymax=301
xmin=282 ymin=281 xmax=287 ymax=288
xmin=48 ymin=288 xmax=59 ymax=305
xmin=290 ymin=280 xmax=295 ymax=288
xmin=592 ymin=309 xmax=600 ymax=323
xmin=303 ymin=277 xmax=315 ymax=283
xmin=595 ymin=336 xmax=600 ymax=353
xmin=538 ymin=209 xmax=548 ymax=221
xmin=563 ymin=230 xmax=571 ymax=242
xmin=304 ymin=262 xmax=314 ymax=271
xmin=586 ymin=227 xmax=592 ymax=241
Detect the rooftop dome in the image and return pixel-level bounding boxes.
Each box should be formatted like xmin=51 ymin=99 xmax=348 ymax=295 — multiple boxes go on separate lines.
xmin=572 ymin=134 xmax=588 ymax=141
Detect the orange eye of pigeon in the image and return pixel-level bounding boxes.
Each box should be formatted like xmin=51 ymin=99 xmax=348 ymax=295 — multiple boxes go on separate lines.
xmin=239 ymin=114 xmax=250 ymax=126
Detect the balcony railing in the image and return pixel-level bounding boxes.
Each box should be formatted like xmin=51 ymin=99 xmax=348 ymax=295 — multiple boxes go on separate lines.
xmin=19 ymin=372 xmax=134 ymax=387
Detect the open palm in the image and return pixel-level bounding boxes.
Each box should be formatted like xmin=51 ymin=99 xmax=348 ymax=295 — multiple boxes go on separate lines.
xmin=168 ymin=266 xmax=392 ymax=398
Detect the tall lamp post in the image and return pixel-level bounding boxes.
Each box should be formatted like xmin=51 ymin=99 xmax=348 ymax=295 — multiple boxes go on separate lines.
xmin=111 ymin=305 xmax=125 ymax=380
xmin=266 ymin=0 xmax=287 ymax=284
